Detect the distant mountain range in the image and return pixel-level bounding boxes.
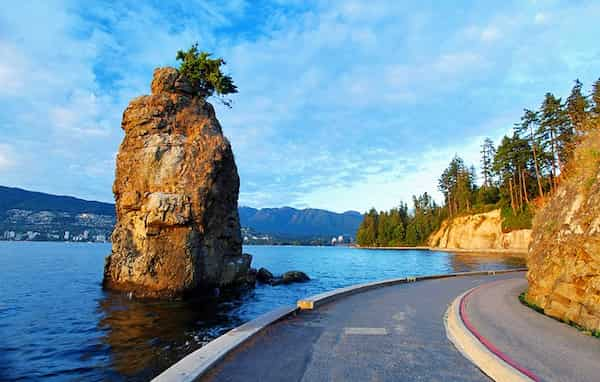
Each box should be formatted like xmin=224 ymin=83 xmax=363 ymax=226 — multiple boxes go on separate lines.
xmin=0 ymin=185 xmax=362 ymax=240
xmin=239 ymin=206 xmax=362 ymax=237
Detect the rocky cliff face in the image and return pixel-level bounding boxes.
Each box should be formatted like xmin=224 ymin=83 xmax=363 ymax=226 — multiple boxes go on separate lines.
xmin=428 ymin=209 xmax=531 ymax=252
xmin=526 ymin=131 xmax=600 ymax=331
xmin=103 ymin=67 xmax=252 ymax=298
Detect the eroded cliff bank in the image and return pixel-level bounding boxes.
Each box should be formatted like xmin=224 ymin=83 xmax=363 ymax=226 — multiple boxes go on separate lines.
xmin=526 ymin=130 xmax=600 ymax=331
xmin=103 ymin=67 xmax=252 ymax=298
xmin=428 ymin=209 xmax=531 ymax=253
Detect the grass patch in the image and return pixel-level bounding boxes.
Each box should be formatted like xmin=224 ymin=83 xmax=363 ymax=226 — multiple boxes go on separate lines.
xmin=501 ymin=206 xmax=534 ymax=232
xmin=519 ymin=291 xmax=600 ymax=339
xmin=518 ymin=292 xmax=544 ymax=313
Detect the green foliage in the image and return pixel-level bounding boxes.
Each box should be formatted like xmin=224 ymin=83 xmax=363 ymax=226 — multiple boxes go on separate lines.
xmin=475 ymin=186 xmax=500 ymax=206
xmin=438 ymin=156 xmax=477 ymax=217
xmin=355 ymin=193 xmax=444 ymax=247
xmin=567 ymin=79 xmax=590 ymax=132
xmin=539 ymin=92 xmax=573 ymax=166
xmin=176 ymin=43 xmax=238 ymax=106
xmin=480 ymin=138 xmax=496 ymax=187
xmin=357 ymin=77 xmax=599 ymax=249
xmin=501 ymin=205 xmax=533 ymax=232
xmin=518 ymin=292 xmax=545 ymax=313
xmin=356 ymin=208 xmax=378 ymax=246
xmin=592 ymin=78 xmax=600 ymax=116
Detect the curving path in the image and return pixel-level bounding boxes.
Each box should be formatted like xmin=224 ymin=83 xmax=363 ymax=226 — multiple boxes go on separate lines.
xmin=462 ymin=278 xmax=600 ymax=382
xmin=202 ymin=273 xmax=522 ymax=382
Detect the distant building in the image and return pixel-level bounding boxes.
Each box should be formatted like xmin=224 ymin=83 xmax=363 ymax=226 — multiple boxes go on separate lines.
xmin=64 ymin=231 xmax=70 ymax=240
xmin=95 ymin=234 xmax=106 ymax=242
xmin=26 ymin=231 xmax=39 ymax=240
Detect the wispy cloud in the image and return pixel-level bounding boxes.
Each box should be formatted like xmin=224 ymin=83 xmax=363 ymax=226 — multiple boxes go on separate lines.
xmin=0 ymin=144 xmax=15 ymax=172
xmin=1 ymin=0 xmax=599 ymax=211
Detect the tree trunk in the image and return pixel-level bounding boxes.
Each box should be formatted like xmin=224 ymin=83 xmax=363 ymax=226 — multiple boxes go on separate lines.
xmin=550 ymin=129 xmax=559 ymax=192
xmin=530 ymin=127 xmax=544 ymax=199
xmin=509 ymin=178 xmax=516 ymax=214
xmin=516 ymin=172 xmax=522 ymax=211
xmin=521 ymin=169 xmax=529 ymax=204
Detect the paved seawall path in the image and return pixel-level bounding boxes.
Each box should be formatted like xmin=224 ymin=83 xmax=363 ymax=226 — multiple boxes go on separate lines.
xmin=203 ymin=273 xmax=522 ymax=381
xmin=462 ymin=278 xmax=600 ymax=382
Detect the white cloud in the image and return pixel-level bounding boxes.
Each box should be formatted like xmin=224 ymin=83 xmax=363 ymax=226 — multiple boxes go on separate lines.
xmin=2 ymin=0 xmax=600 ymax=213
xmin=0 ymin=144 xmax=15 ymax=172
xmin=534 ymin=12 xmax=549 ymax=25
xmin=480 ymin=26 xmax=502 ymax=42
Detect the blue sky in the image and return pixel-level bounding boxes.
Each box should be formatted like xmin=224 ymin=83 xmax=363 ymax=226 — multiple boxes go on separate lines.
xmin=1 ymin=1 xmax=599 ymax=213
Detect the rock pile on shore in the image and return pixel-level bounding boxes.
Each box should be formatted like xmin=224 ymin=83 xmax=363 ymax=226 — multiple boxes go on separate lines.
xmin=256 ymin=267 xmax=310 ymax=285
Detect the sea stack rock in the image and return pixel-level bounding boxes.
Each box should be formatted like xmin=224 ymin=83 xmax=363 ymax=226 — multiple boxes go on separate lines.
xmin=526 ymin=130 xmax=600 ymax=331
xmin=103 ymin=67 xmax=252 ymax=298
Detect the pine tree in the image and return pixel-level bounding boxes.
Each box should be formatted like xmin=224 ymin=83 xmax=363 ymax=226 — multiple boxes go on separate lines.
xmin=538 ymin=93 xmax=570 ymax=188
xmin=566 ymin=79 xmax=590 ymax=133
xmin=515 ymin=109 xmax=544 ymax=198
xmin=356 ymin=208 xmax=378 ymax=246
xmin=493 ymin=134 xmax=532 ymax=213
xmin=176 ymin=43 xmax=238 ymax=107
xmin=592 ymin=78 xmax=600 ymax=116
xmin=480 ymin=138 xmax=496 ymax=187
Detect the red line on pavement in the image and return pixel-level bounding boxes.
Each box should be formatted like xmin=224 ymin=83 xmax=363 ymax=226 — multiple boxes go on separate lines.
xmin=459 ymin=281 xmax=540 ymax=382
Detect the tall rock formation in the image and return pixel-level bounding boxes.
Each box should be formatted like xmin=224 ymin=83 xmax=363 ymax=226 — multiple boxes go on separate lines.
xmin=103 ymin=67 xmax=252 ymax=298
xmin=526 ymin=130 xmax=600 ymax=331
xmin=428 ymin=209 xmax=531 ymax=252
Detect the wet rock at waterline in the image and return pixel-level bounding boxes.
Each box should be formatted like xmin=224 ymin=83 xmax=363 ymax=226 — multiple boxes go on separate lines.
xmin=102 ymin=67 xmax=252 ymax=298
xmin=256 ymin=267 xmax=310 ymax=285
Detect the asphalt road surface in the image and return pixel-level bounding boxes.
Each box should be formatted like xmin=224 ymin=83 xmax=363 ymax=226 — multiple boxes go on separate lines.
xmin=203 ymin=273 xmax=523 ymax=382
xmin=465 ymin=277 xmax=600 ymax=382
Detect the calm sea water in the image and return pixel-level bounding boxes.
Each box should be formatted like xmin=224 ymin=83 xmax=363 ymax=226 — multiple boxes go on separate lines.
xmin=0 ymin=242 xmax=524 ymax=381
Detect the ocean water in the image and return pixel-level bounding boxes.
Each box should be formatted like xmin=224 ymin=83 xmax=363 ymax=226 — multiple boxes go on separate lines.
xmin=0 ymin=242 xmax=525 ymax=381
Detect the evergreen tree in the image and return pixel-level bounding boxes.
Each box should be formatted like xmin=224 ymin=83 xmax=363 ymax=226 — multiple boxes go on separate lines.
xmin=566 ymin=79 xmax=590 ymax=133
xmin=515 ymin=109 xmax=545 ymax=198
xmin=480 ymin=138 xmax=496 ymax=187
xmin=538 ymin=93 xmax=571 ymax=187
xmin=438 ymin=156 xmax=475 ymax=216
xmin=592 ymin=78 xmax=600 ymax=116
xmin=356 ymin=208 xmax=378 ymax=246
xmin=176 ymin=43 xmax=238 ymax=106
xmin=493 ymin=134 xmax=533 ymax=213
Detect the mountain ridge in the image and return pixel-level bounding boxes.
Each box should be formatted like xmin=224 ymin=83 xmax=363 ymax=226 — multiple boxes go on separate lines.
xmin=0 ymin=185 xmax=362 ymax=238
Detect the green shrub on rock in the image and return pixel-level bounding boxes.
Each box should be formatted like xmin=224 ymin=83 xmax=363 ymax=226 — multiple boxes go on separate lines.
xmin=176 ymin=43 xmax=238 ymax=106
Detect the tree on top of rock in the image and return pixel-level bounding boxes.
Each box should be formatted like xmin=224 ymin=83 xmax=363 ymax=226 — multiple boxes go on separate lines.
xmin=176 ymin=43 xmax=238 ymax=107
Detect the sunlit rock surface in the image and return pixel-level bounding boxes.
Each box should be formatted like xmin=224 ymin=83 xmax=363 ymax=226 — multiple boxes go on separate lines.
xmin=103 ymin=67 xmax=252 ymax=298
xmin=428 ymin=209 xmax=531 ymax=252
xmin=527 ymin=131 xmax=600 ymax=330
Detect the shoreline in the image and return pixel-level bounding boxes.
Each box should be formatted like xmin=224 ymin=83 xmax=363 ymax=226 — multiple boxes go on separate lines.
xmin=353 ymin=245 xmax=527 ymax=256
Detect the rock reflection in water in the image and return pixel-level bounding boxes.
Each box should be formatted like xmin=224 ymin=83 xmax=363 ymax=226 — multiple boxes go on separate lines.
xmin=449 ymin=252 xmax=526 ymax=272
xmin=97 ymin=290 xmax=250 ymax=380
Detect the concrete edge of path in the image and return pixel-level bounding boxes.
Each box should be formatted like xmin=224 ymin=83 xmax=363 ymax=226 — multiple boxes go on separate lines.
xmin=153 ymin=268 xmax=527 ymax=382
xmin=445 ymin=283 xmax=539 ymax=382
xmin=152 ymin=305 xmax=298 ymax=382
